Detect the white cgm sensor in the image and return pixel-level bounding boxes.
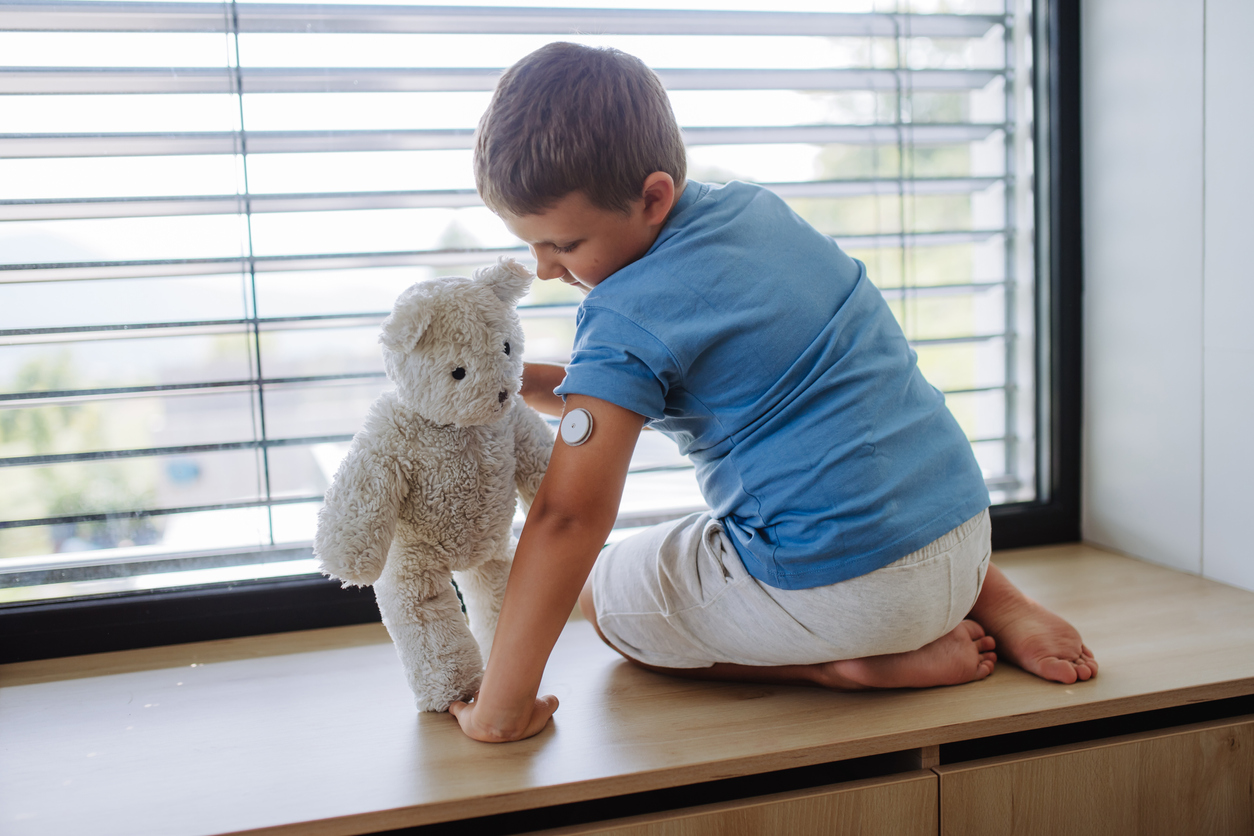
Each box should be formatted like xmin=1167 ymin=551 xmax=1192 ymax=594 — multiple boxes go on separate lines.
xmin=560 ymin=407 xmax=594 ymax=446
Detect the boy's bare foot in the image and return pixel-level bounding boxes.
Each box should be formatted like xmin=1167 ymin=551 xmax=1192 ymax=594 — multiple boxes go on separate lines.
xmin=972 ymin=564 xmax=1098 ymax=685
xmin=817 ymin=620 xmax=997 ymax=690
xmin=584 ymin=580 xmax=995 ymax=692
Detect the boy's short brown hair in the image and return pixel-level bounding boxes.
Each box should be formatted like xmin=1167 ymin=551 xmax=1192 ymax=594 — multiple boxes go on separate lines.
xmin=474 ymin=42 xmax=687 ymax=217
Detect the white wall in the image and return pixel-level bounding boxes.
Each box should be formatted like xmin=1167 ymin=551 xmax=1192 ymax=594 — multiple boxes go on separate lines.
xmin=1082 ymin=0 xmax=1254 ymax=591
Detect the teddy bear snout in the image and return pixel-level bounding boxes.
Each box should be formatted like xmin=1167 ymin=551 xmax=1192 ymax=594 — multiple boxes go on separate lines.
xmin=498 ymin=391 xmax=508 ymax=404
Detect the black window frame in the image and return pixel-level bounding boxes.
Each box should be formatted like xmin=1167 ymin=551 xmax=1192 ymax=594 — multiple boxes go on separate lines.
xmin=0 ymin=0 xmax=1082 ymax=663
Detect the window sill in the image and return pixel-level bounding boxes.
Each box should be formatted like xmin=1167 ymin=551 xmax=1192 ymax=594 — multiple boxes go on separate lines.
xmin=3 ymin=544 xmax=1253 ymax=836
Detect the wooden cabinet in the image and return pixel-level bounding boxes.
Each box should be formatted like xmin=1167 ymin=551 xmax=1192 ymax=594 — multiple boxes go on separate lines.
xmin=936 ymin=716 xmax=1254 ymax=836
xmin=542 ymin=717 xmax=1254 ymax=836
xmin=535 ymin=772 xmax=938 ymax=836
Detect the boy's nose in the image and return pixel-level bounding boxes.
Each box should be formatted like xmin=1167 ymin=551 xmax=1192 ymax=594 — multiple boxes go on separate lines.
xmin=536 ymin=261 xmax=564 ymax=281
xmin=532 ymin=249 xmax=564 ymax=281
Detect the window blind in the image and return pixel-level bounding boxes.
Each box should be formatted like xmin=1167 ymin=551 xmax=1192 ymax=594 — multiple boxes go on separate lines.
xmin=0 ymin=0 xmax=1039 ymax=605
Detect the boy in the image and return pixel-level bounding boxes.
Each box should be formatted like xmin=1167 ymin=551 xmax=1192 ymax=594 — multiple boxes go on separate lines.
xmin=449 ymin=43 xmax=1096 ymax=743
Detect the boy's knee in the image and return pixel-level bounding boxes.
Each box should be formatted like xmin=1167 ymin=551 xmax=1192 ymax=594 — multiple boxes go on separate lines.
xmin=580 ymin=578 xmax=626 ymax=657
xmin=578 ymin=577 xmax=598 ymax=625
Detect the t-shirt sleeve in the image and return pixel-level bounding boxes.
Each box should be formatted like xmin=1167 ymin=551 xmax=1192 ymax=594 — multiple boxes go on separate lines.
xmin=552 ymin=305 xmax=678 ymax=420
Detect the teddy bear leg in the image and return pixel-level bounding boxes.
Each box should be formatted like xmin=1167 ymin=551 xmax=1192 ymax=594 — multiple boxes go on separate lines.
xmin=374 ymin=571 xmax=484 ymax=712
xmin=453 ymin=545 xmax=514 ymax=660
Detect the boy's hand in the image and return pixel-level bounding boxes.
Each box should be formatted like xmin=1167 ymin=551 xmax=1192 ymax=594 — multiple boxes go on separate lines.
xmin=519 ymin=362 xmax=567 ymax=416
xmin=448 ymin=693 xmax=559 ymax=742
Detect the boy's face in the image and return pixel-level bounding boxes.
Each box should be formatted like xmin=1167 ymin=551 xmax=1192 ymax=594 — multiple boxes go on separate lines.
xmin=500 ymin=180 xmax=675 ymax=291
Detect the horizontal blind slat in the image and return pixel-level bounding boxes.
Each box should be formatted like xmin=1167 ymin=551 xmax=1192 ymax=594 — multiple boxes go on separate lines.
xmin=0 ymin=373 xmax=388 ymax=405
xmin=1 ymin=434 xmax=356 ymax=468
xmin=1 ymin=3 xmax=1005 ymax=37
xmin=0 ymin=124 xmax=1005 ymax=157
xmin=0 ymin=179 xmax=1005 ymax=221
xmin=0 ymin=247 xmax=531 ymax=282
xmin=0 ymin=190 xmax=483 ymax=220
xmin=0 ymin=229 xmax=1008 ymax=282
xmin=0 ymin=67 xmax=1005 ymax=95
xmin=1 ymin=280 xmax=1008 ymax=344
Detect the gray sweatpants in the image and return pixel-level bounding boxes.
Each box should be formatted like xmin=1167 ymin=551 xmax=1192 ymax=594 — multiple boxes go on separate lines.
xmin=591 ymin=509 xmax=991 ymax=669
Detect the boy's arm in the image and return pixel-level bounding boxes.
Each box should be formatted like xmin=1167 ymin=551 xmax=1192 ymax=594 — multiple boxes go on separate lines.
xmin=519 ymin=362 xmax=567 ymax=416
xmin=449 ymin=394 xmax=645 ymax=742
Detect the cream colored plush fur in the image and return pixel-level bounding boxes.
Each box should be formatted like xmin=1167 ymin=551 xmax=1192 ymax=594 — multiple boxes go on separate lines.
xmin=314 ymin=259 xmax=552 ymax=712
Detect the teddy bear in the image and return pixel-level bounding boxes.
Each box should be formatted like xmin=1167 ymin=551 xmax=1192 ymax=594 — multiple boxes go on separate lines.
xmin=313 ymin=258 xmax=553 ymax=712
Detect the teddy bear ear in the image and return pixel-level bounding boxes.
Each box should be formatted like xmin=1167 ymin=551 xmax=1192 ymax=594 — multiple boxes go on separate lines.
xmin=476 ymin=257 xmax=533 ymax=305
xmin=379 ymin=282 xmax=436 ymax=352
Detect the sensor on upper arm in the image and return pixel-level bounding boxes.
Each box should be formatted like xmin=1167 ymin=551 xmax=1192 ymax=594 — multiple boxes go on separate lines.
xmin=560 ymin=408 xmax=594 ymax=446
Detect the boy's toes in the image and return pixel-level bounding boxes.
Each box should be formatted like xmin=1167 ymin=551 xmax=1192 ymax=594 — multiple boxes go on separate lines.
xmin=960 ymin=619 xmax=987 ymax=640
xmin=1036 ymin=656 xmax=1080 ymax=685
xmin=976 ymin=635 xmax=996 ymax=653
xmin=1069 ymin=646 xmax=1098 ymax=681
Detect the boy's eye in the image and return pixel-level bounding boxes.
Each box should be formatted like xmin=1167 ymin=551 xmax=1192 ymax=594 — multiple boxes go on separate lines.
xmin=552 ymin=242 xmax=578 ymax=254
xmin=451 ymin=367 xmax=466 ymax=380
xmin=503 ymin=341 xmax=510 ymax=355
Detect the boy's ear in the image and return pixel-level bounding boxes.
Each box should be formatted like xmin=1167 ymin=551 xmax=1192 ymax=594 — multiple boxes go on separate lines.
xmin=379 ymin=283 xmax=436 ymax=352
xmin=641 ymin=172 xmax=676 ymax=226
xmin=478 ymin=257 xmax=534 ymax=305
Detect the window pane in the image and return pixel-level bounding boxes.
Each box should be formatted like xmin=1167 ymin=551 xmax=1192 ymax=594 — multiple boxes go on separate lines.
xmin=248 ymin=207 xmax=515 ymax=257
xmin=0 ymin=94 xmax=241 ymax=133
xmin=263 ymin=380 xmax=386 ymax=438
xmin=0 ymin=216 xmax=248 ymax=265
xmin=241 ymin=92 xmax=493 ymax=132
xmin=1 ymin=448 xmax=264 ymax=528
xmin=2 ymin=334 xmax=256 ymax=393
xmin=0 ymin=275 xmax=247 ymax=331
xmin=0 ymin=391 xmax=259 ymax=460
xmin=245 ymin=150 xmax=477 ymax=194
xmin=0 ymin=0 xmax=1041 ymax=598
xmin=0 ymin=156 xmax=242 ymax=200
xmin=0 ymin=32 xmax=231 ymax=68
xmin=258 ymin=326 xmax=382 ymax=378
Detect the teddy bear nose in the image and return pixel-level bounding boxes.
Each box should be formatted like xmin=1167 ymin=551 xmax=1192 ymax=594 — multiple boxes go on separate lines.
xmin=498 ymin=391 xmax=507 ymax=404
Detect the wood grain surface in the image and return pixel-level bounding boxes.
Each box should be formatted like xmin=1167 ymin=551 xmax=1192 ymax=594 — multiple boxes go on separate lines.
xmin=936 ymin=716 xmax=1254 ymax=836
xmin=3 ymin=544 xmax=1254 ymax=836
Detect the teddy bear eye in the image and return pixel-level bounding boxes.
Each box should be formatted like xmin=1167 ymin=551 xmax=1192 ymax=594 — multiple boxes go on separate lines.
xmin=451 ymin=367 xmax=466 ymax=380
xmin=503 ymin=341 xmax=511 ymax=355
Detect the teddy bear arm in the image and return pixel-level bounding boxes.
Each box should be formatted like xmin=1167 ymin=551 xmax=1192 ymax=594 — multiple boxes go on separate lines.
xmin=314 ymin=440 xmax=409 ymax=587
xmin=511 ymin=400 xmax=554 ymax=511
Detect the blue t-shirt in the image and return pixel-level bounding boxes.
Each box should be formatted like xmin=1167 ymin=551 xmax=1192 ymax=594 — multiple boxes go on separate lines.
xmin=555 ymin=180 xmax=990 ymax=589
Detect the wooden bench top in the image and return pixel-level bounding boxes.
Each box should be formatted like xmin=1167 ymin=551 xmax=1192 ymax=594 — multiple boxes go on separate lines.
xmin=3 ymin=543 xmax=1253 ymax=836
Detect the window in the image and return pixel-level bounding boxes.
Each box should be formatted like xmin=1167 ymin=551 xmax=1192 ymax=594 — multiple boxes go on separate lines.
xmin=0 ymin=0 xmax=1080 ymax=659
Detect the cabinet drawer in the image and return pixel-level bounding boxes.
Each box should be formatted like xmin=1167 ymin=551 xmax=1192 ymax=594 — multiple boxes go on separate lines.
xmin=535 ymin=771 xmax=937 ymax=836
xmin=936 ymin=715 xmax=1254 ymax=836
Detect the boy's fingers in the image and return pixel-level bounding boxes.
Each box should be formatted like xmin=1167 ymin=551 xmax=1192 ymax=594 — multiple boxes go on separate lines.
xmin=449 ymin=696 xmax=556 ymax=742
xmin=448 ymin=701 xmax=479 ymax=733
